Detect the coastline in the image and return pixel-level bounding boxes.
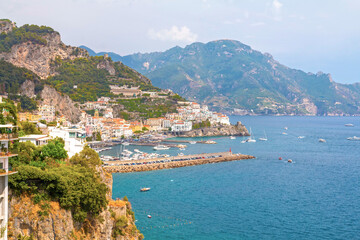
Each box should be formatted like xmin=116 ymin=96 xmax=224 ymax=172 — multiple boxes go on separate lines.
xmin=104 ymin=152 xmax=255 ymax=173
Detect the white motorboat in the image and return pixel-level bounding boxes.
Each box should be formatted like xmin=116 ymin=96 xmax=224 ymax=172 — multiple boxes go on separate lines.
xmin=189 ymin=141 xmax=197 ymax=144
xmin=230 ymin=136 xmax=236 ymax=140
xmin=298 ymin=136 xmax=305 ymax=139
xmin=347 ymin=136 xmax=360 ymax=141
xmin=153 ymin=145 xmax=170 ymax=150
xmin=345 ymin=123 xmax=354 ymax=127
xmin=319 ymin=138 xmax=326 ymax=143
xmin=122 ymin=142 xmax=130 ymax=146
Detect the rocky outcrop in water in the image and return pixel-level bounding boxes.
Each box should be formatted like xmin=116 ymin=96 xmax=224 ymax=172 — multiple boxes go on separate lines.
xmin=173 ymin=121 xmax=250 ymax=137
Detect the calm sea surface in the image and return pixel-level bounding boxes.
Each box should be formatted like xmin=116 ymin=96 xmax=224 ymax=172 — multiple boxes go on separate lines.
xmin=107 ymin=116 xmax=360 ymax=240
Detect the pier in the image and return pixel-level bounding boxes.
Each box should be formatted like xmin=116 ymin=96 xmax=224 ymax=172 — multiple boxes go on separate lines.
xmin=103 ymin=152 xmax=255 ymax=173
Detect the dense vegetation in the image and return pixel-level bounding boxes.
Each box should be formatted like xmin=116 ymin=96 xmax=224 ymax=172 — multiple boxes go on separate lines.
xmin=9 ymin=142 xmax=108 ymax=222
xmin=0 ymin=98 xmax=17 ymax=126
xmin=192 ymin=120 xmax=211 ymax=129
xmin=0 ymin=60 xmax=42 ymax=95
xmin=116 ymin=97 xmax=178 ymax=119
xmin=47 ymin=56 xmax=159 ymax=103
xmin=0 ymin=23 xmax=54 ymax=52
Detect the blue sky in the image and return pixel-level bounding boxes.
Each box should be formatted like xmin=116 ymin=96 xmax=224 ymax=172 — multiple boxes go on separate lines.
xmin=1 ymin=0 xmax=360 ymax=83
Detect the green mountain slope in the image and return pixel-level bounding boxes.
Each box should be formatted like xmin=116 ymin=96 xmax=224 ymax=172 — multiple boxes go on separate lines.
xmin=0 ymin=20 xmax=179 ymax=121
xmin=82 ymin=40 xmax=360 ymax=115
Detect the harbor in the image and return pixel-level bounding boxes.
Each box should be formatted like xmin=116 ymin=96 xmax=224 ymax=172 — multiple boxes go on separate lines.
xmin=103 ymin=151 xmax=255 ymax=173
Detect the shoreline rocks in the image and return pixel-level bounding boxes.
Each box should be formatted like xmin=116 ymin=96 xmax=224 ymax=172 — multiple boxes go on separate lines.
xmin=169 ymin=121 xmax=250 ymax=138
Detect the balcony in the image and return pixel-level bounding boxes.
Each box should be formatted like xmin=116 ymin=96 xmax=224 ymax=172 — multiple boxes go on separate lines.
xmin=0 ymin=152 xmax=18 ymax=158
xmin=0 ymin=133 xmax=19 ymax=141
xmin=0 ymin=165 xmax=17 ymax=176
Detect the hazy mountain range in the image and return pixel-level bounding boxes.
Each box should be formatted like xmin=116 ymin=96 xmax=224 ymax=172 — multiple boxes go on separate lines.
xmin=81 ymin=40 xmax=360 ymax=115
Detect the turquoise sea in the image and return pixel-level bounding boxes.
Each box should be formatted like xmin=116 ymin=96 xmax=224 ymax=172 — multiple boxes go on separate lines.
xmin=107 ymin=116 xmax=360 ymax=240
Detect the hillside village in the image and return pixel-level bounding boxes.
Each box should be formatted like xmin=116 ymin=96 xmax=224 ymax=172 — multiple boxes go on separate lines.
xmin=12 ymin=90 xmax=231 ymax=157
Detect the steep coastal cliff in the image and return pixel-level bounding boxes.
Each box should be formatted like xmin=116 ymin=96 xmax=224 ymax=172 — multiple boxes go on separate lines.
xmin=0 ymin=20 xmax=87 ymax=79
xmin=8 ymin=167 xmax=143 ymax=240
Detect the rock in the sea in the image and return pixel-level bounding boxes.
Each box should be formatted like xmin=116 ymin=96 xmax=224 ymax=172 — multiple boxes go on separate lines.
xmin=172 ymin=122 xmax=250 ymax=137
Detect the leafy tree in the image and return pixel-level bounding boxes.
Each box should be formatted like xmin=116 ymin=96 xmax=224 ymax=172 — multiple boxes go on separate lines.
xmin=0 ymin=99 xmax=17 ymax=125
xmin=20 ymin=121 xmax=41 ymax=135
xmin=41 ymin=138 xmax=67 ymax=160
xmin=12 ymin=141 xmax=42 ymax=166
xmin=70 ymin=145 xmax=101 ymax=168
xmin=95 ymin=132 xmax=102 ymax=141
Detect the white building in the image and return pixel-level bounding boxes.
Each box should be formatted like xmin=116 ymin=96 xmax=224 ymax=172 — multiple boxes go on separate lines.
xmin=19 ymin=134 xmax=51 ymax=146
xmin=171 ymin=120 xmax=192 ymax=132
xmin=48 ymin=128 xmax=86 ymax=157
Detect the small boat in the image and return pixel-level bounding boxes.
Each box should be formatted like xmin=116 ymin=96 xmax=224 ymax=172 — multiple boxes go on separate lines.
xmin=284 ymin=127 xmax=288 ymax=130
xmin=147 ymin=215 xmax=152 ymax=218
xmin=244 ymin=127 xmax=256 ymax=142
xmin=179 ymin=147 xmax=186 ymax=151
xmin=189 ymin=141 xmax=196 ymax=144
xmin=140 ymin=188 xmax=151 ymax=192
xmin=178 ymin=153 xmax=184 ymax=156
xmin=318 ymin=139 xmax=326 ymax=143
xmin=298 ymin=136 xmax=305 ymax=139
xmin=279 ymin=157 xmax=282 ymax=160
xmin=258 ymin=131 xmax=268 ymax=141
xmin=345 ymin=123 xmax=354 ymax=127
xmin=122 ymin=142 xmax=130 ymax=146
xmin=177 ymin=144 xmax=187 ymax=148
xmin=205 ymin=140 xmax=217 ymax=144
xmin=287 ymin=159 xmax=293 ymax=163
xmin=153 ymin=145 xmax=170 ymax=150
xmin=230 ymin=136 xmax=236 ymax=140
xmin=282 ymin=132 xmax=288 ymax=135
xmin=347 ymin=136 xmax=360 ymax=141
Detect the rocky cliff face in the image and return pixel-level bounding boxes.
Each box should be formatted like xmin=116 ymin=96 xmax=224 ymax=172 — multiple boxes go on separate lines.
xmin=0 ymin=22 xmax=87 ymax=79
xmin=8 ymin=167 xmax=143 ymax=240
xmin=40 ymin=85 xmax=81 ymax=123
xmin=20 ymin=80 xmax=82 ymax=123
xmin=0 ymin=20 xmax=16 ymax=34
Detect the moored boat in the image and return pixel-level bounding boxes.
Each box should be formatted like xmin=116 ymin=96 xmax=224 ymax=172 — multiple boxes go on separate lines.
xmin=153 ymin=145 xmax=170 ymax=150
xmin=347 ymin=136 xmax=360 ymax=141
xmin=140 ymin=187 xmax=151 ymax=192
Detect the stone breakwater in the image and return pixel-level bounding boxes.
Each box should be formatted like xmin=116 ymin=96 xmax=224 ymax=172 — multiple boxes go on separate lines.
xmin=104 ymin=152 xmax=255 ymax=173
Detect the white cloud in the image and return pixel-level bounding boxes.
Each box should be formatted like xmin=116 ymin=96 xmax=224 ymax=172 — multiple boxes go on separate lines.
xmin=272 ymin=0 xmax=283 ymax=21
xmin=148 ymin=26 xmax=198 ymax=43
xmin=272 ymin=0 xmax=283 ymax=10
